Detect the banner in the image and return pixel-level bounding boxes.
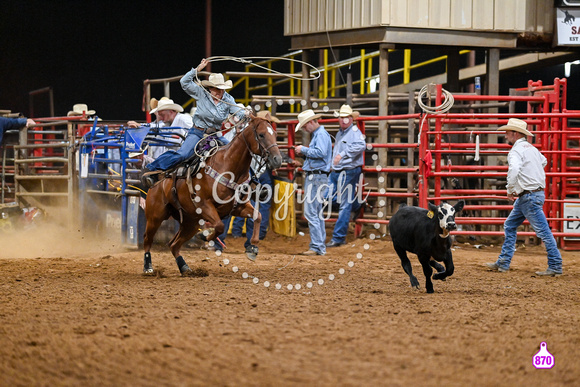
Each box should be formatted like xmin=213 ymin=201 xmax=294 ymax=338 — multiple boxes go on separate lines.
xmin=556 ymin=8 xmax=580 ymax=46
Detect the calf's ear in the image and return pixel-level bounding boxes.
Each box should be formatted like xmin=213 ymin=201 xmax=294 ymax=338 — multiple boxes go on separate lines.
xmin=454 ymin=200 xmax=465 ymax=212
xmin=428 ymin=202 xmax=438 ymax=212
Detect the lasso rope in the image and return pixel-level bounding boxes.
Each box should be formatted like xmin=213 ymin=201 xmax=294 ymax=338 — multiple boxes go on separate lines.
xmin=192 ymin=55 xmax=321 ymax=117
xmin=416 ymin=84 xmax=455 ymax=145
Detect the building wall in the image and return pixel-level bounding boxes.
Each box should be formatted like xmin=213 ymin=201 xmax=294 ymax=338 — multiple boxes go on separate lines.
xmin=284 ymin=0 xmax=554 ymax=35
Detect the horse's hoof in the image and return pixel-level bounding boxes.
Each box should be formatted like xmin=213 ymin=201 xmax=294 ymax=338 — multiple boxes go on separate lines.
xmin=143 ymin=268 xmax=154 ymax=275
xmin=245 ymin=245 xmax=258 ymax=262
xmin=433 ymin=272 xmax=447 ymax=280
xmin=180 ymin=264 xmax=193 ymax=276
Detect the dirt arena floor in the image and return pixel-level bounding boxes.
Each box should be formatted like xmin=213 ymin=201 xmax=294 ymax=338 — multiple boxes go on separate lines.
xmin=1 ymin=224 xmax=579 ymax=387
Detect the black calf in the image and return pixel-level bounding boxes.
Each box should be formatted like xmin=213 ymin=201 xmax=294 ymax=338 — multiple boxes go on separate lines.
xmin=389 ymin=201 xmax=464 ymax=293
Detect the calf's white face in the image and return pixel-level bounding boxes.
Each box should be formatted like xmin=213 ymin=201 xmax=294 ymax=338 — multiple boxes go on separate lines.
xmin=437 ymin=203 xmax=458 ymax=238
xmin=438 ymin=203 xmax=457 ymax=230
xmin=428 ymin=201 xmax=464 ymax=238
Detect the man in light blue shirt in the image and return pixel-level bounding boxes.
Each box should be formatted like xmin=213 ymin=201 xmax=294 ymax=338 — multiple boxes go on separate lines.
xmin=145 ymin=58 xmax=245 ymax=173
xmin=326 ymin=105 xmax=367 ymax=248
xmin=295 ymin=109 xmax=332 ymax=256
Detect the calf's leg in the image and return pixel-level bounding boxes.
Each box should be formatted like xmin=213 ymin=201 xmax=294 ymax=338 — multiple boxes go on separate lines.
xmin=394 ymin=244 xmax=420 ymax=289
xmin=433 ymin=249 xmax=454 ymax=280
xmin=419 ymin=256 xmax=435 ymax=293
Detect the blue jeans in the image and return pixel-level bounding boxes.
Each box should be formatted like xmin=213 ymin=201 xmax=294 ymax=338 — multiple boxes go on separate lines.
xmin=219 ymin=171 xmax=273 ymax=248
xmin=146 ymin=129 xmax=228 ymax=171
xmin=328 ymin=167 xmax=362 ymax=244
xmin=303 ymin=173 xmax=328 ymax=255
xmin=496 ymin=191 xmax=562 ymax=273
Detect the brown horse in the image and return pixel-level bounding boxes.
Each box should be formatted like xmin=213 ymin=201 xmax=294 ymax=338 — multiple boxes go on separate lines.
xmin=142 ymin=115 xmax=282 ymax=275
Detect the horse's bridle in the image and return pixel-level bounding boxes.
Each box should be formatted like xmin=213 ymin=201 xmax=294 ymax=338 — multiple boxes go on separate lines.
xmin=241 ymin=118 xmax=279 ymax=169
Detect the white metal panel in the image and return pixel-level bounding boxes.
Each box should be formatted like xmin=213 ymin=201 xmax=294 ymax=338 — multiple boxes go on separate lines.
xmin=495 ymin=0 xmax=528 ymax=31
xmin=380 ymin=0 xmax=391 ymax=25
xmin=472 ymin=0 xmax=494 ymax=30
xmin=430 ymin=0 xmax=451 ymax=28
xmin=317 ymin=0 xmax=327 ymax=32
xmin=283 ymin=0 xmax=555 ymax=36
xmin=361 ymin=0 xmax=374 ymax=27
xmin=450 ymin=0 xmax=473 ymax=29
xmin=407 ymin=0 xmax=430 ymax=27
xmin=390 ymin=0 xmax=409 ymax=26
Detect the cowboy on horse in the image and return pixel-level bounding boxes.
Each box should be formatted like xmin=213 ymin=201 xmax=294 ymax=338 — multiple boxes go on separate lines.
xmin=140 ymin=59 xmax=283 ymax=276
xmin=141 ymin=58 xmax=245 ymax=187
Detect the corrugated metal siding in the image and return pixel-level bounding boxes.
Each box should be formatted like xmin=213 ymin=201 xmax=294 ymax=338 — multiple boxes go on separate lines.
xmin=472 ymin=0 xmax=495 ymax=30
xmin=430 ymin=0 xmax=451 ymax=28
xmin=284 ymin=0 xmax=554 ymax=35
xmin=450 ymin=0 xmax=472 ymax=29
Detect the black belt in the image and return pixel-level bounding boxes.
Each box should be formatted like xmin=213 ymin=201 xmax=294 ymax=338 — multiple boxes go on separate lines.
xmin=305 ymin=170 xmax=329 ymax=175
xmin=519 ymin=188 xmax=543 ymax=196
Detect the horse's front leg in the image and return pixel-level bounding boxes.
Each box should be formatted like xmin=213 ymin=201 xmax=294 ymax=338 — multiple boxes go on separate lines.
xmin=231 ymin=201 xmax=261 ymax=261
xmin=196 ymin=202 xmax=226 ymax=246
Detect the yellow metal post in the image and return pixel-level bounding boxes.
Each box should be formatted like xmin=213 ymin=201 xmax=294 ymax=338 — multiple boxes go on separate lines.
xmin=290 ymin=56 xmax=295 ymax=113
xmin=331 ymin=68 xmax=336 ymax=97
xmin=323 ymin=49 xmax=328 ymax=99
xmin=360 ymin=49 xmax=365 ymax=94
xmin=404 ymin=49 xmax=411 ymax=84
xmin=367 ymin=57 xmax=373 ymax=94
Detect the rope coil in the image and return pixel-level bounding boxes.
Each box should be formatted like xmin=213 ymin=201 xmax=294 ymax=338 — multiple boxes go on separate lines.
xmin=417 ymin=84 xmax=455 ymax=145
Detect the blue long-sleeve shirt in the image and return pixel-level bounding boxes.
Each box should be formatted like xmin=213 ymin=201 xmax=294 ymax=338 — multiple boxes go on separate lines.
xmin=332 ymin=123 xmax=366 ymax=170
xmin=180 ymin=68 xmax=245 ymax=132
xmin=301 ymin=125 xmax=332 ymax=172
xmin=0 ymin=117 xmax=27 ymax=144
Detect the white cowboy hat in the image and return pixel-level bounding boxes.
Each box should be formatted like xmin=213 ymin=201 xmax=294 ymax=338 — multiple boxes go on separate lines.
xmin=498 ymin=118 xmax=534 ymax=137
xmin=67 ymin=103 xmax=96 ymax=116
xmin=201 ymin=73 xmax=233 ymax=90
xmin=256 ymin=110 xmax=281 ymax=123
xmin=149 ymin=98 xmax=184 ymax=114
xmin=295 ymin=109 xmax=322 ymax=132
xmin=336 ymin=104 xmax=360 ymax=119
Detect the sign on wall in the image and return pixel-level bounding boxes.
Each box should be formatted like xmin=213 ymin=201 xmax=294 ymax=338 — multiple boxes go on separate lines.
xmin=563 ymin=201 xmax=580 ymax=240
xmin=557 ymin=8 xmax=580 ymax=45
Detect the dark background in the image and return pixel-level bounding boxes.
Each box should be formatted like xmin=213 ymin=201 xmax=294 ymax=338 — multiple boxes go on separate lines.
xmin=0 ymin=0 xmax=290 ymax=120
xmin=1 ymin=1 xmax=578 ymax=121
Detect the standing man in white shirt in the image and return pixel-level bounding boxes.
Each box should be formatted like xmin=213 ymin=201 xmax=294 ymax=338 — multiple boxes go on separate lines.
xmin=485 ymin=118 xmax=562 ymax=276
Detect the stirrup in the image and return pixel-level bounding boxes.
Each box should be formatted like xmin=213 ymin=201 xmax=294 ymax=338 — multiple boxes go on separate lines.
xmin=141 ymin=170 xmax=160 ymax=188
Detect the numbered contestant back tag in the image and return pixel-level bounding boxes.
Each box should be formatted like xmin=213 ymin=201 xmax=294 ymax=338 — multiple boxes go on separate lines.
xmin=533 ymin=342 xmax=554 ymax=369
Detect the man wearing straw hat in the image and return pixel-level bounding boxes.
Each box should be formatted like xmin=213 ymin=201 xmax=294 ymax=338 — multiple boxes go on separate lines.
xmin=135 ymin=97 xmax=192 ymax=159
xmin=326 ymin=104 xmax=366 ymax=248
xmin=143 ymin=58 xmax=245 ymax=176
xmin=485 ymin=118 xmax=562 ymax=276
xmin=295 ymin=109 xmax=332 ymax=256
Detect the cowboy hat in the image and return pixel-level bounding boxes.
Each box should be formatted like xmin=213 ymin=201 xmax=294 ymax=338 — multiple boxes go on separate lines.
xmin=336 ymin=104 xmax=360 ymax=119
xmin=295 ymin=109 xmax=322 ymax=132
xmin=150 ymin=98 xmax=184 ymax=114
xmin=201 ymin=73 xmax=233 ymax=90
xmin=67 ymin=103 xmax=96 ymax=116
xmin=498 ymin=118 xmax=533 ymax=137
xmin=256 ymin=110 xmax=281 ymax=123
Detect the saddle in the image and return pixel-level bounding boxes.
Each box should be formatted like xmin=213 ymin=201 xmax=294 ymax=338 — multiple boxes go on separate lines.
xmin=141 ymin=135 xmax=226 ymax=188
